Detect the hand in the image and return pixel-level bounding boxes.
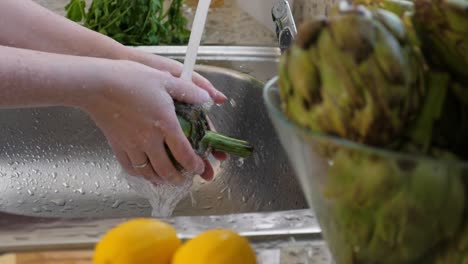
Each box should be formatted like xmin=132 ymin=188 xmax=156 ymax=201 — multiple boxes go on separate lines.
xmin=125 ymin=49 xmax=227 ymax=103
xmin=124 ymin=48 xmax=229 ymax=181
xmin=82 ymin=60 xmax=218 ymax=185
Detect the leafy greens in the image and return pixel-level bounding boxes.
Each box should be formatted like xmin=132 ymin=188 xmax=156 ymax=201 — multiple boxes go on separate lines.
xmin=65 ymin=0 xmax=190 ymax=45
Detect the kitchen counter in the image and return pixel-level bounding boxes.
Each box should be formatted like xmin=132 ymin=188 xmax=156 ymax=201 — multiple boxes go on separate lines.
xmin=32 ymin=0 xmax=278 ymax=46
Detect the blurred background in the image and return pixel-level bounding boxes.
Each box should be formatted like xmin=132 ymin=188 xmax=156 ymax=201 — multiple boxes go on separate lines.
xmin=33 ymin=0 xmax=336 ymax=47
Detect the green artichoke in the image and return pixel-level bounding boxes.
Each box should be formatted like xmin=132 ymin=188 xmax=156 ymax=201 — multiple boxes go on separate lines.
xmin=412 ymin=0 xmax=468 ymax=85
xmin=167 ymin=103 xmax=253 ymax=170
xmin=322 ymin=148 xmax=465 ymax=263
xmin=433 ymin=224 xmax=468 ymax=264
xmin=278 ymin=4 xmax=425 ymax=147
xmin=353 ymin=0 xmax=415 ymax=16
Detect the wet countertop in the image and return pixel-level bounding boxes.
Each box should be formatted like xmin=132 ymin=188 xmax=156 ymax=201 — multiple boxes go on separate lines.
xmin=33 ymin=0 xmax=278 ymax=46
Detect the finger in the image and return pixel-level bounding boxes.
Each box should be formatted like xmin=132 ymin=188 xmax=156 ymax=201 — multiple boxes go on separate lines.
xmin=200 ymin=159 xmax=215 ymax=181
xmin=164 ymin=76 xmax=213 ymax=105
xmin=212 ymin=150 xmax=228 ymax=161
xmin=161 ymin=113 xmax=205 ymax=175
xmin=156 ymin=57 xmax=226 ymax=103
xmin=145 ymin=139 xmax=184 ymax=185
xmin=111 ymin=144 xmax=138 ymax=176
xmin=127 ymin=150 xmax=158 ymax=179
xmin=191 ymin=73 xmax=227 ymax=104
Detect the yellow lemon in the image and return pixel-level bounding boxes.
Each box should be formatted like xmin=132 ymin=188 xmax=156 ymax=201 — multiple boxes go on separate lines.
xmin=93 ymin=218 xmax=181 ymax=264
xmin=172 ymin=229 xmax=256 ymax=264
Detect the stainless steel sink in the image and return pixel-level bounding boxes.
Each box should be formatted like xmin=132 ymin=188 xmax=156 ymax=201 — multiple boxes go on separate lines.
xmin=0 ymin=46 xmax=308 ymax=219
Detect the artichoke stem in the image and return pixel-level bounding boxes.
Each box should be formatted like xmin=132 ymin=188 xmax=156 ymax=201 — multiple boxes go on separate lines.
xmin=408 ymin=71 xmax=449 ymax=152
xmin=201 ymin=131 xmax=254 ymax=158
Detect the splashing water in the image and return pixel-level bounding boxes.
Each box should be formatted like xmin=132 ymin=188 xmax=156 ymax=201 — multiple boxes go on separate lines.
xmin=118 ymin=170 xmax=193 ymax=217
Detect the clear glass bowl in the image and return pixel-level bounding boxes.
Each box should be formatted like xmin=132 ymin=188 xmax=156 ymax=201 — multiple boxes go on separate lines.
xmin=263 ymin=77 xmax=468 ymax=264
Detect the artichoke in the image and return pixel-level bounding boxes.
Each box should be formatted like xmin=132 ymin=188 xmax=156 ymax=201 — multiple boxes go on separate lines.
xmin=353 ymin=0 xmax=415 ymax=16
xmin=168 ymin=103 xmax=253 ymax=169
xmin=278 ymin=4 xmax=425 ymax=147
xmin=412 ymin=0 xmax=468 ymax=85
xmin=433 ymin=224 xmax=468 ymax=264
xmin=322 ymin=148 xmax=465 ymax=263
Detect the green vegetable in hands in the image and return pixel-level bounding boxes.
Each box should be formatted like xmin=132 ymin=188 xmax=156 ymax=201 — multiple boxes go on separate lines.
xmin=168 ymin=103 xmax=253 ymax=170
xmin=174 ymin=102 xmax=253 ymax=159
xmin=65 ymin=0 xmax=190 ymax=45
xmin=278 ymin=4 xmax=425 ymax=147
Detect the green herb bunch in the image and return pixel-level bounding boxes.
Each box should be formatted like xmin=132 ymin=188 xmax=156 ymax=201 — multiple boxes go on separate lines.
xmin=65 ymin=0 xmax=190 ymax=45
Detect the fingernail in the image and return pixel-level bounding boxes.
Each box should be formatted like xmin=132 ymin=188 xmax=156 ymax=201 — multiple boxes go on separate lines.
xmin=217 ymin=91 xmax=227 ymax=100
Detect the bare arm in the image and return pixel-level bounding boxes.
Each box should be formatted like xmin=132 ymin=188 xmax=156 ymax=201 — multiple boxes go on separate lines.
xmin=0 ymin=44 xmax=212 ymax=183
xmin=0 ymin=0 xmax=125 ymax=59
xmin=0 ymin=44 xmax=108 ymax=108
xmin=0 ymin=0 xmax=226 ymax=102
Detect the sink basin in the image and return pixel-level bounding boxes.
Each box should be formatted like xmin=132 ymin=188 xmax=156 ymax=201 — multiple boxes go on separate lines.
xmin=0 ymin=47 xmax=307 ymax=218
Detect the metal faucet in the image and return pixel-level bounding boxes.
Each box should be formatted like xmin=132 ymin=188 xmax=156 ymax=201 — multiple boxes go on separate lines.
xmin=271 ymin=0 xmax=297 ymax=52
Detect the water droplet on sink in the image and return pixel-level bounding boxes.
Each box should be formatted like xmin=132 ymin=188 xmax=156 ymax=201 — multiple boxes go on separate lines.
xmin=253 ymin=152 xmax=260 ymax=167
xmin=76 ymin=188 xmax=85 ymax=195
xmin=27 ymin=189 xmax=34 ymax=196
xmin=54 ymin=189 xmax=59 ymax=193
xmin=229 ymin=98 xmax=237 ymax=107
xmin=62 ymin=182 xmax=69 ymax=188
xmin=17 ymin=199 xmax=24 ymax=204
xmin=61 ymin=205 xmax=73 ymax=211
xmin=32 ymin=207 xmax=41 ymax=213
xmin=236 ymin=158 xmax=244 ymax=167
xmin=112 ymin=200 xmax=123 ymax=208
xmin=51 ymin=198 xmax=66 ymax=206
xmin=51 ymin=172 xmax=58 ymax=179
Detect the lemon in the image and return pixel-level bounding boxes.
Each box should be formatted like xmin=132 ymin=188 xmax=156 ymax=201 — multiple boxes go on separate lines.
xmin=172 ymin=229 xmax=256 ymax=264
xmin=93 ymin=218 xmax=181 ymax=264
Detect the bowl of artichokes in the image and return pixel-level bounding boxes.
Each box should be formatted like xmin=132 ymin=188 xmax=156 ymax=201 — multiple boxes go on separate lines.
xmin=263 ymin=0 xmax=468 ymax=263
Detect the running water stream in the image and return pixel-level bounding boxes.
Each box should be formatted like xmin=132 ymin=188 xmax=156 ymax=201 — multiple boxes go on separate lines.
xmin=120 ymin=0 xmax=213 ymax=217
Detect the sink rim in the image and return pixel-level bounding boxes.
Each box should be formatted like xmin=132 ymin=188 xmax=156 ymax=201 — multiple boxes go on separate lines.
xmin=0 ymin=208 xmax=319 ymax=253
xmin=132 ymin=45 xmax=281 ymax=61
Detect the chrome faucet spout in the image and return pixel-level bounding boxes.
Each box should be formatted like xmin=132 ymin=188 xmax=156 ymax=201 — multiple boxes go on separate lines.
xmin=271 ymin=0 xmax=297 ymax=52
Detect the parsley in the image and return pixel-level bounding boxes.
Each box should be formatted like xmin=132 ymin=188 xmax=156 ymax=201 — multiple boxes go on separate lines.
xmin=65 ymin=0 xmax=190 ymax=45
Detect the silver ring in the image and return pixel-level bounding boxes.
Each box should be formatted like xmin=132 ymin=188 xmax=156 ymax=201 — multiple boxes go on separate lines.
xmin=132 ymin=160 xmax=149 ymax=169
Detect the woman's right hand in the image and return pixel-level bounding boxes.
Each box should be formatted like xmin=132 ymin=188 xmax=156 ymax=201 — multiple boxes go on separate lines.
xmin=81 ymin=60 xmax=220 ymax=185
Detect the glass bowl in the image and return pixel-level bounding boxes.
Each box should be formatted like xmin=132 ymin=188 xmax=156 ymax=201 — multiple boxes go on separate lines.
xmin=263 ymin=77 xmax=468 ymax=264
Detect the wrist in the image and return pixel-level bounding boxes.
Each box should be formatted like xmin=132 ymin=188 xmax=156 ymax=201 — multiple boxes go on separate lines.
xmin=66 ymin=59 xmax=116 ymax=111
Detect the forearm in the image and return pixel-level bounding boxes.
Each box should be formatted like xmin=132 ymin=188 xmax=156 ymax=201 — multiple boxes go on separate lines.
xmin=0 ymin=0 xmax=128 ymax=60
xmin=0 ymin=45 xmax=110 ymax=109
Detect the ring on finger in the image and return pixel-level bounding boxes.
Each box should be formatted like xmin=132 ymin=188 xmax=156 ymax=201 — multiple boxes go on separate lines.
xmin=132 ymin=159 xmax=149 ymax=169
